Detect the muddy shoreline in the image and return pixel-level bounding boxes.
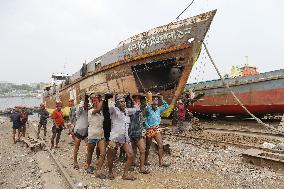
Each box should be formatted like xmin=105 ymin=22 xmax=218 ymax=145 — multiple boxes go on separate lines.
xmin=1 ymin=116 xmax=284 ymax=189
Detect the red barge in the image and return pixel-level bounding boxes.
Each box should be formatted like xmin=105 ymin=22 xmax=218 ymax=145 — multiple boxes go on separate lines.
xmin=186 ymin=68 xmax=284 ymax=117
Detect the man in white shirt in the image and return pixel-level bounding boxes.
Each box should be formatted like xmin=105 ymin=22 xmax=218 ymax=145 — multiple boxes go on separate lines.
xmin=107 ymin=95 xmax=139 ymax=181
xmin=86 ymin=94 xmax=106 ymax=179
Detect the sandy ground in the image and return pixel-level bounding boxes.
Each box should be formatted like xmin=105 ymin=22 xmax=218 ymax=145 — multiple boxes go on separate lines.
xmin=0 ymin=117 xmax=43 ymax=189
xmin=1 ymin=116 xmax=284 ymax=189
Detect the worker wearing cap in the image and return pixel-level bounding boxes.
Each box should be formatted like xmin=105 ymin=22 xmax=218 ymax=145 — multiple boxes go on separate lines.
xmin=37 ymin=103 xmax=49 ymax=140
xmin=51 ymin=101 xmax=64 ymax=149
xmin=144 ymin=94 xmax=170 ymax=167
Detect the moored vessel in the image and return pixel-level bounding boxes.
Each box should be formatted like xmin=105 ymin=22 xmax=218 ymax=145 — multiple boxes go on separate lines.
xmin=186 ymin=69 xmax=284 ymax=117
xmin=43 ymin=10 xmax=217 ymax=116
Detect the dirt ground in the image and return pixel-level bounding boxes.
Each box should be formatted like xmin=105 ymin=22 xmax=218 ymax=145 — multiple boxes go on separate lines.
xmin=1 ymin=116 xmax=284 ymax=189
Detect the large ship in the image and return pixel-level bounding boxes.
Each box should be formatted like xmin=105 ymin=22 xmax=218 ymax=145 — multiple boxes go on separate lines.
xmin=43 ymin=10 xmax=217 ymax=116
xmin=186 ymin=67 xmax=284 ymax=117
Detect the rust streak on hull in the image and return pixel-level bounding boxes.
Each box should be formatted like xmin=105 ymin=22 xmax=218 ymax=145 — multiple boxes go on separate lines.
xmin=43 ymin=10 xmax=217 ymax=113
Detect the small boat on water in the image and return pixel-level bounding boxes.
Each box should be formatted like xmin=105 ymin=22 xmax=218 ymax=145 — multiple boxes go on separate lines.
xmin=186 ymin=68 xmax=284 ymax=118
xmin=42 ymin=10 xmax=217 ymax=116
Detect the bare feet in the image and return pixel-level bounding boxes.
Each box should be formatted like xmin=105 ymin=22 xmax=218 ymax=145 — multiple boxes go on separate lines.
xmin=129 ymin=166 xmax=135 ymax=171
xmin=86 ymin=167 xmax=94 ymax=174
xmin=144 ymin=162 xmax=151 ymax=166
xmin=96 ymin=174 xmax=107 ymax=179
xmin=122 ymin=175 xmax=136 ymax=181
xmin=108 ymin=173 xmax=115 ymax=180
xmin=73 ymin=164 xmax=79 ymax=170
xmin=159 ymin=163 xmax=170 ymax=167
xmin=139 ymin=169 xmax=150 ymax=174
xmin=132 ymin=162 xmax=139 ymax=167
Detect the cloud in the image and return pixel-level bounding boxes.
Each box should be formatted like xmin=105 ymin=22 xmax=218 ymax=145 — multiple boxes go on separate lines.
xmin=0 ymin=0 xmax=283 ymax=84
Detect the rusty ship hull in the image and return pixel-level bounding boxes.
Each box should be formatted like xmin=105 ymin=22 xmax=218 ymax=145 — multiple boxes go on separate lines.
xmin=43 ymin=10 xmax=216 ymax=116
xmin=186 ymin=69 xmax=284 ymax=117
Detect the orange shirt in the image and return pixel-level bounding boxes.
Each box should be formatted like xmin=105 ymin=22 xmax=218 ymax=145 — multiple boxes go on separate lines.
xmin=52 ymin=110 xmax=64 ymax=127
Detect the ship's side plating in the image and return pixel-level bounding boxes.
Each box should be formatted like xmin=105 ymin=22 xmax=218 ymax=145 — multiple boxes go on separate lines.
xmin=43 ymin=10 xmax=217 ymax=115
xmin=187 ymin=69 xmax=284 ymax=116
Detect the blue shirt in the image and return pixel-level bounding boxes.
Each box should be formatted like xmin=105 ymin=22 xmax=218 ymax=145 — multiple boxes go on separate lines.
xmin=144 ymin=100 xmax=169 ymax=129
xmin=10 ymin=111 xmax=22 ymax=129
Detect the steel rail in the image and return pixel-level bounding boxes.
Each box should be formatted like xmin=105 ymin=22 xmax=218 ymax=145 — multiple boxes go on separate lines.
xmin=203 ymin=127 xmax=284 ymax=139
xmin=163 ymin=131 xmax=284 ymax=154
xmin=30 ymin=121 xmax=77 ymax=189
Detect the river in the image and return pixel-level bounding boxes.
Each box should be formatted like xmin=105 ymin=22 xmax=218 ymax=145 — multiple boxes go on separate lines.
xmin=0 ymin=97 xmax=42 ymax=110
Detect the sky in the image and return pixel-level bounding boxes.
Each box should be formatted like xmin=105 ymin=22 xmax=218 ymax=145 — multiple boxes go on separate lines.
xmin=0 ymin=0 xmax=283 ymax=84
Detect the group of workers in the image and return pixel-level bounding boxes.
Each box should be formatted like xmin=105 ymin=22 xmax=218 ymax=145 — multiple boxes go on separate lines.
xmin=69 ymin=92 xmax=170 ymax=180
xmin=10 ymin=92 xmax=191 ymax=180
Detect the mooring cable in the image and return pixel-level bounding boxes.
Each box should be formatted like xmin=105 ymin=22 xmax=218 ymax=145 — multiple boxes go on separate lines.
xmin=176 ymin=0 xmax=196 ymax=20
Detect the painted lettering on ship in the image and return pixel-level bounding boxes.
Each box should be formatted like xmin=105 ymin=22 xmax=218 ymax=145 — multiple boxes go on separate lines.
xmin=128 ymin=27 xmax=191 ymax=52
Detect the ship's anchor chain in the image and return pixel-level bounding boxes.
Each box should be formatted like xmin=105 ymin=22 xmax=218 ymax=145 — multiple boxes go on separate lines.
xmin=202 ymin=42 xmax=284 ymax=136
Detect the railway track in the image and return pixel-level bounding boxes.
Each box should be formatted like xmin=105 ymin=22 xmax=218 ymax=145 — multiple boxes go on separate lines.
xmin=203 ymin=127 xmax=284 ymax=140
xmin=23 ymin=118 xmax=283 ymax=189
xmin=162 ymin=128 xmax=284 ymax=154
xmin=28 ymin=121 xmax=78 ymax=189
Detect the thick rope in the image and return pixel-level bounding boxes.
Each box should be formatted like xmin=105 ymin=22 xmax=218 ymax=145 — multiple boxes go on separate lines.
xmin=202 ymin=42 xmax=284 ymax=136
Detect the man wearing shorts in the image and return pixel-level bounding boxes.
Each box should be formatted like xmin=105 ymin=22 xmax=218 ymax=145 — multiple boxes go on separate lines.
xmin=86 ymin=94 xmax=106 ymax=178
xmin=73 ymin=94 xmax=88 ymax=169
xmin=51 ymin=101 xmax=64 ymax=149
xmin=128 ymin=94 xmax=149 ymax=174
xmin=10 ymin=106 xmax=22 ymax=144
xmin=37 ymin=103 xmax=49 ymax=140
xmin=144 ymin=95 xmax=170 ymax=167
xmin=107 ymin=95 xmax=139 ymax=180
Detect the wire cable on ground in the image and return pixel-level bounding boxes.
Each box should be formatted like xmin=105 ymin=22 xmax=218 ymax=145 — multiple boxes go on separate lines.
xmin=202 ymin=42 xmax=284 ymax=136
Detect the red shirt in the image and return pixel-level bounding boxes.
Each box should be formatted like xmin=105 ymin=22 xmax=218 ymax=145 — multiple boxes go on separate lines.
xmin=52 ymin=110 xmax=64 ymax=127
xmin=177 ymin=104 xmax=186 ymax=121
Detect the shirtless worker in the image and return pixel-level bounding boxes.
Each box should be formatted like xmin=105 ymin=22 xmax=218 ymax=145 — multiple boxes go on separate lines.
xmin=107 ymin=94 xmax=140 ymax=180
xmin=51 ymin=101 xmax=64 ymax=149
xmin=37 ymin=103 xmax=49 ymax=139
xmin=144 ymin=95 xmax=170 ymax=167
xmin=86 ymin=94 xmax=107 ymax=179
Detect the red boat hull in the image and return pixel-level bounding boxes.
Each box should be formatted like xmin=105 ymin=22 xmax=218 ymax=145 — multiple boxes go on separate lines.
xmin=186 ymin=70 xmax=284 ymax=116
